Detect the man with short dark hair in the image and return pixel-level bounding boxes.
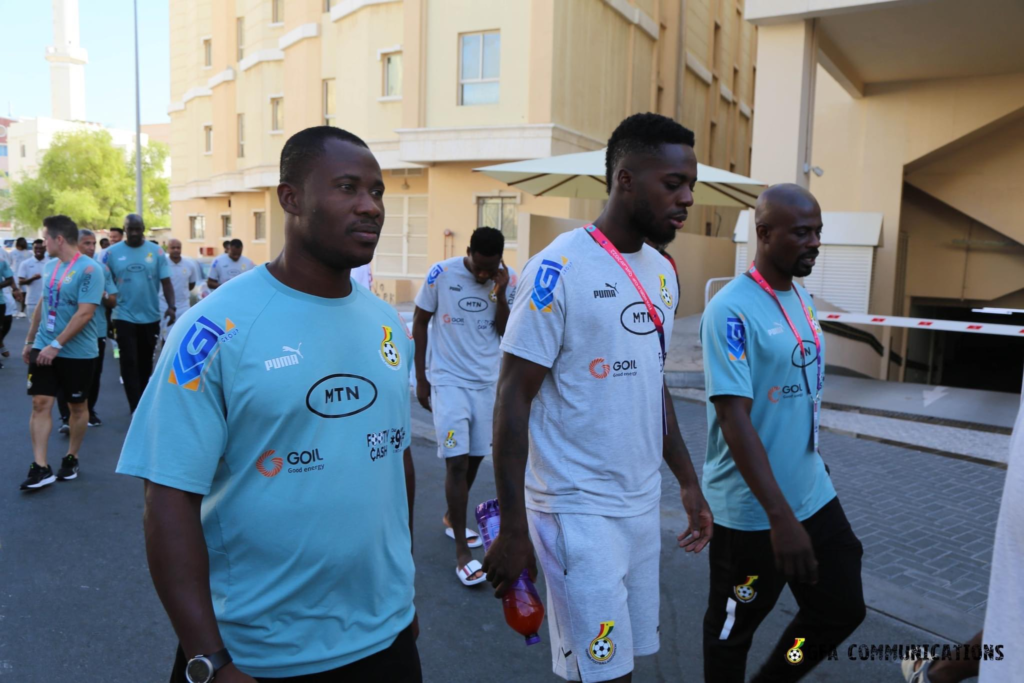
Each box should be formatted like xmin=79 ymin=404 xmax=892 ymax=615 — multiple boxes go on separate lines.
xmin=57 ymin=229 xmax=118 ymax=430
xmin=101 ymin=214 xmax=175 ymax=412
xmin=99 ymin=237 xmax=110 ymax=250
xmin=19 ymin=216 xmax=103 ymax=490
xmin=484 ymin=113 xmax=713 ymax=682
xmin=117 ymin=126 xmax=421 ymax=682
xmin=160 ymin=238 xmax=200 ymax=326
xmin=17 ymin=240 xmax=47 ymax=317
xmin=207 ymin=238 xmax=254 ymax=290
xmin=413 ymin=226 xmax=516 ymax=587
xmin=10 ymin=236 xmax=32 ymax=317
xmin=222 ymin=239 xmax=230 ymax=254
xmin=700 ymin=184 xmax=865 ymax=682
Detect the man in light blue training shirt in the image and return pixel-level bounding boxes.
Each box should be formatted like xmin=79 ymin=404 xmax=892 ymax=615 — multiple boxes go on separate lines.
xmin=102 ymin=214 xmax=174 ymax=412
xmin=117 ymin=126 xmax=421 ymax=683
xmin=700 ymin=184 xmax=863 ymax=683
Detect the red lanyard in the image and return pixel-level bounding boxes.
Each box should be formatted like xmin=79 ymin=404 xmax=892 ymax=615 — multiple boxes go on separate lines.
xmin=48 ymin=253 xmax=80 ymax=310
xmin=584 ymin=225 xmax=667 ymax=433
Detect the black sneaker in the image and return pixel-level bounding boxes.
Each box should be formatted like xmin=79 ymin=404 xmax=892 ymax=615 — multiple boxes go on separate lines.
xmin=56 ymin=455 xmax=79 ymax=481
xmin=88 ymin=414 xmax=102 ymax=427
xmin=58 ymin=420 xmax=70 ymax=436
xmin=20 ymin=463 xmax=56 ymax=490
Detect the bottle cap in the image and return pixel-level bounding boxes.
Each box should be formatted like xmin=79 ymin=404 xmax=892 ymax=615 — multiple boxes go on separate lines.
xmin=526 ymin=634 xmax=541 ymax=646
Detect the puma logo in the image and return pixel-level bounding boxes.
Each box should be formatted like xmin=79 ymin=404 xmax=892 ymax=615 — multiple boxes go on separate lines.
xmin=282 ymin=343 xmax=303 ymax=359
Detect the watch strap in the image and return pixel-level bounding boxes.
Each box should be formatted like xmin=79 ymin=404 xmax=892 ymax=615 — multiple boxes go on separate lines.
xmin=206 ymin=648 xmax=232 ymax=672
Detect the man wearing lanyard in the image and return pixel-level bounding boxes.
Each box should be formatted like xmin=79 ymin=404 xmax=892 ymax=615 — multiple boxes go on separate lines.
xmin=700 ymin=184 xmax=864 ymax=682
xmin=19 ymin=216 xmax=104 ymax=490
xmin=484 ymin=113 xmax=713 ymax=683
xmin=102 ymin=214 xmax=175 ymax=413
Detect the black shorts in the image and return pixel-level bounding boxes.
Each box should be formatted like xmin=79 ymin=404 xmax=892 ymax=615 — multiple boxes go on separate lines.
xmin=27 ymin=350 xmax=97 ymax=402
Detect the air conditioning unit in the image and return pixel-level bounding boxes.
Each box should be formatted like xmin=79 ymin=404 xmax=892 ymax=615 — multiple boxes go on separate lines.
xmin=391 ymin=168 xmax=424 ymax=177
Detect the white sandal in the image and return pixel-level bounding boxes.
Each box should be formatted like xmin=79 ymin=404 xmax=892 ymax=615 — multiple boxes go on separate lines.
xmin=457 ymin=559 xmax=487 ymax=587
xmin=901 ymin=652 xmax=938 ymax=682
xmin=445 ymin=526 xmax=483 ymax=549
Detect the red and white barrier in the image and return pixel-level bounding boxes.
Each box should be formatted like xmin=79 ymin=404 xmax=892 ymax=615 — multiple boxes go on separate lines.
xmin=819 ymin=312 xmax=1024 ymax=337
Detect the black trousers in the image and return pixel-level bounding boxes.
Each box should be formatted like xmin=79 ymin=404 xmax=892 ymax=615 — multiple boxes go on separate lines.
xmin=703 ymin=497 xmax=866 ymax=683
xmin=58 ymin=337 xmax=105 ymax=420
xmin=113 ymin=320 xmax=160 ymax=413
xmin=0 ymin=305 xmax=10 ymax=348
xmin=169 ymin=621 xmax=422 ymax=683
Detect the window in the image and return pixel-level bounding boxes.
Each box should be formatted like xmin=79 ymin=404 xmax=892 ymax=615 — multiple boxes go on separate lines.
xmin=477 ymin=196 xmax=517 ymax=242
xmin=203 ymin=125 xmax=213 ymax=154
xmin=21 ymin=144 xmax=26 ymax=158
xmin=272 ymin=0 xmax=284 ymax=23
xmin=323 ymin=0 xmax=332 ymax=10
xmin=383 ymin=52 xmax=402 ymax=97
xmin=459 ymin=31 xmax=500 ymax=105
xmin=377 ymin=195 xmax=428 ymax=276
xmin=271 ymin=98 xmax=284 ymax=132
xmin=254 ymin=211 xmax=266 ymax=241
xmin=237 ymin=114 xmax=245 ymax=158
xmin=189 ymin=215 xmax=206 ymax=240
xmin=0 ymin=144 xmax=7 ymax=158
xmin=203 ymin=39 xmax=212 ymax=68
xmin=323 ymin=79 xmax=336 ymax=125
xmin=221 ymin=214 xmax=232 ymax=238
xmin=236 ymin=18 xmax=245 ymax=61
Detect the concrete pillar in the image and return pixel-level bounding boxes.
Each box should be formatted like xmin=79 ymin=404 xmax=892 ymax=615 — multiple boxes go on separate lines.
xmin=749 ymin=20 xmax=817 ymax=187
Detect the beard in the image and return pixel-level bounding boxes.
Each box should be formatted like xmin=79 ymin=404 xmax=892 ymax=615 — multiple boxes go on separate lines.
xmin=629 ymin=198 xmax=677 ymax=247
xmin=789 ymin=250 xmax=819 ymax=278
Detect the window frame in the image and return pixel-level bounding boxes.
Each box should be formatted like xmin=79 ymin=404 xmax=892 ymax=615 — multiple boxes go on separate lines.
xmin=458 ymin=31 xmax=500 ymax=106
xmin=189 ymin=215 xmax=206 ymax=241
xmin=253 ymin=211 xmax=266 ymax=242
xmin=236 ymin=18 xmax=245 ymax=61
xmin=203 ymin=124 xmax=213 ymax=154
xmin=221 ymin=213 xmax=232 ymax=238
xmin=202 ymin=38 xmax=212 ymax=68
xmin=237 ymin=113 xmax=245 ymax=158
xmin=375 ymin=194 xmax=429 ymax=278
xmin=323 ymin=0 xmax=332 ymax=11
xmin=270 ymin=97 xmax=284 ymax=133
xmin=322 ymin=79 xmax=336 ymax=126
xmin=382 ymin=52 xmax=402 ymax=99
xmin=475 ymin=193 xmax=520 ymax=244
xmin=271 ymin=0 xmax=284 ymax=24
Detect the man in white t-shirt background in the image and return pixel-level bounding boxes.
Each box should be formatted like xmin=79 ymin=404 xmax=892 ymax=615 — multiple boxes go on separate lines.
xmin=207 ymin=238 xmax=255 ymax=291
xmin=412 ymin=227 xmax=516 ymax=587
xmin=159 ymin=238 xmax=200 ymax=340
xmin=17 ymin=239 xmax=47 ymax=316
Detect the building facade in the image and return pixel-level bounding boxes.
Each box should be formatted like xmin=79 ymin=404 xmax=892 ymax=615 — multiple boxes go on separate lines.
xmin=167 ymin=0 xmax=758 ymax=312
xmin=745 ymin=0 xmax=1024 ymax=389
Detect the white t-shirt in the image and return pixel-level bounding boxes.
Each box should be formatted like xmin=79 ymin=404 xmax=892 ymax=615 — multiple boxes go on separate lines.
xmin=10 ymin=248 xmax=32 ymax=271
xmin=500 ymin=228 xmax=678 ymax=517
xmin=0 ymin=249 xmax=14 ymax=309
xmin=159 ymin=256 xmax=201 ymax=315
xmin=208 ymin=255 xmax=255 ymax=285
xmin=414 ymin=256 xmax=518 ymax=387
xmin=17 ymin=256 xmax=48 ymax=310
xmin=351 ymin=264 xmax=373 ymax=290
xmin=980 ymin=403 xmax=1024 ymax=681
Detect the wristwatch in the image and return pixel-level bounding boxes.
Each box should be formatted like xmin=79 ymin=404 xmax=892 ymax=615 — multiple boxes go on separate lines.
xmin=185 ymin=648 xmax=232 ymax=683
xmin=49 ymin=340 xmax=63 ymax=350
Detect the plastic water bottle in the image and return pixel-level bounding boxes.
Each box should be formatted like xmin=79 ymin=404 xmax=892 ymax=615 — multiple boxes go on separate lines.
xmin=476 ymin=499 xmax=544 ymax=646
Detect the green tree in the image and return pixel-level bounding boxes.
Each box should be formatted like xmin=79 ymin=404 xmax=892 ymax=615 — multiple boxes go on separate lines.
xmin=0 ymin=129 xmax=170 ymax=234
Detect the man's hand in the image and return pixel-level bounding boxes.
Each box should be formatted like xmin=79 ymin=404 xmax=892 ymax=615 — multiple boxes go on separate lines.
xmin=482 ymin=529 xmax=537 ymax=598
xmin=35 ymin=345 xmax=58 ymax=366
xmin=411 ymin=613 xmax=420 ymax=641
xmin=770 ymin=514 xmax=818 ymax=584
xmin=214 ymin=664 xmax=257 ymax=683
xmin=13 ymin=290 xmax=23 ymax=303
xmin=676 ymin=483 xmax=714 ymax=553
xmin=22 ymin=344 xmax=33 ymax=365
xmin=164 ymin=306 xmax=177 ymax=325
xmin=493 ymin=262 xmax=510 ymax=293
xmin=415 ymin=377 xmax=431 ymax=412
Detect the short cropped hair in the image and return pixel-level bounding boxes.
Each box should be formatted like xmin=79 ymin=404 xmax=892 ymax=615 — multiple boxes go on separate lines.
xmin=469 ymin=227 xmax=504 ymax=257
xmin=229 ymin=239 xmax=243 ymax=248
xmin=43 ymin=215 xmax=79 ymax=245
xmin=605 ymin=113 xmax=696 ymax=192
xmin=280 ymin=126 xmax=369 ymax=187
xmin=33 ymin=239 xmax=44 ymax=246
xmin=15 ymin=237 xmax=27 ymax=248
xmin=109 ymin=227 xmax=124 ymax=235
xmin=79 ymin=229 xmax=95 ymax=239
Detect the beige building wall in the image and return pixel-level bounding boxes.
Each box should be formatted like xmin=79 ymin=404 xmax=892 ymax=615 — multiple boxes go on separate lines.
xmin=167 ymin=0 xmax=757 ymax=311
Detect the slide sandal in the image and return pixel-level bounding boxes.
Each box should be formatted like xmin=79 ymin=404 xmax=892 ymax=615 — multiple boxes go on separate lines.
xmin=445 ymin=526 xmax=483 ymax=549
xmin=457 ymin=559 xmax=487 ymax=587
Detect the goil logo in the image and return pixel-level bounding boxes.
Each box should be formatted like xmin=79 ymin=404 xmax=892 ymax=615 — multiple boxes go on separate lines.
xmin=589 ymin=358 xmax=610 ymax=379
xmin=768 ymin=384 xmax=803 ymax=403
xmin=255 ymin=450 xmax=284 ymax=478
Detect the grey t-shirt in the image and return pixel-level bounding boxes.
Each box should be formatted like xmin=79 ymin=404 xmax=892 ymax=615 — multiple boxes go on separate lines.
xmin=980 ymin=403 xmax=1024 ymax=681
xmin=414 ymin=256 xmax=518 ymax=387
xmin=500 ymin=228 xmax=678 ymax=517
xmin=209 ymin=255 xmax=255 ymax=285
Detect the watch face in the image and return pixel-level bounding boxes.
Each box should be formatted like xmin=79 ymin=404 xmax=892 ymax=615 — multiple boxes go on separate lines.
xmin=186 ymin=658 xmax=213 ymax=683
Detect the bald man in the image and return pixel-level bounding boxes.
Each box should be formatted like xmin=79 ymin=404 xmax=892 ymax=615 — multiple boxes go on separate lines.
xmin=160 ymin=238 xmax=200 ymax=331
xmin=699 ymin=184 xmax=864 ymax=682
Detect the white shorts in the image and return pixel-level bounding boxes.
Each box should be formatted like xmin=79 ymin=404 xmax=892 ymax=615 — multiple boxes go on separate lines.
xmin=430 ymin=384 xmax=495 ymax=458
xmin=527 ymin=506 xmax=661 ymax=682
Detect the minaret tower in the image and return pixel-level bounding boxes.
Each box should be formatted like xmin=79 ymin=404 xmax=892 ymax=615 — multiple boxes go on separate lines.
xmin=45 ymin=0 xmax=89 ymax=121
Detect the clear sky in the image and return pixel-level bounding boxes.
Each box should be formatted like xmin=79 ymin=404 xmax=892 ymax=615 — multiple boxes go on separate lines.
xmin=0 ymin=0 xmax=170 ymax=130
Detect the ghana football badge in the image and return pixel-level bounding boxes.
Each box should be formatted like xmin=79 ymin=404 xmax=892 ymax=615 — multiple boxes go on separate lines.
xmin=786 ymin=638 xmax=806 ymax=665
xmin=379 ymin=325 xmax=401 ymax=369
xmin=734 ymin=575 xmax=758 ymax=603
xmin=444 ymin=430 xmax=457 ymax=449
xmin=659 ymin=274 xmax=673 ymax=308
xmin=588 ymin=621 xmax=616 ymax=664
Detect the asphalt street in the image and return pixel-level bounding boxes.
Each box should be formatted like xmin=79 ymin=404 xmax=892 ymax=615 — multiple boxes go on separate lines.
xmin=0 ymin=315 xmax=987 ymax=682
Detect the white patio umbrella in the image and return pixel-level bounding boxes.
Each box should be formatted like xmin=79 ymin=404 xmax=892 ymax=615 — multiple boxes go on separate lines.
xmin=474 ymin=148 xmax=766 ymax=208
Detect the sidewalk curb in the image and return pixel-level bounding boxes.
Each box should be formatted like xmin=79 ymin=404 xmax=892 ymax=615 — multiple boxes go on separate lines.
xmin=861 ymin=574 xmax=985 ymax=643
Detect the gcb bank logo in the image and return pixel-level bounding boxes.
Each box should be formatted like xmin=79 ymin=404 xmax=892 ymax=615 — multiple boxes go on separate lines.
xmin=589 ymin=358 xmax=610 ymax=379
xmin=255 ymin=450 xmax=284 ymax=478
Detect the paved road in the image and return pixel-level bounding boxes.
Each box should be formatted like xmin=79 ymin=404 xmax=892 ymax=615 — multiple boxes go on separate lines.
xmin=0 ymin=316 xmax=1001 ymax=681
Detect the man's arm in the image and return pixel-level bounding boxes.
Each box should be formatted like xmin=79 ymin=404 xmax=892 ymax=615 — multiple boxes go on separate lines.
xmin=713 ymin=395 xmax=818 ymax=583
xmin=0 ymin=276 xmax=12 ymax=290
xmin=207 ymin=278 xmax=219 ymax=290
xmin=482 ymin=353 xmax=547 ymax=597
xmin=663 ymin=383 xmax=713 ymax=553
xmin=161 ymin=277 xmax=176 ymax=324
xmin=144 ymin=482 xmax=255 ymax=682
xmin=493 ymin=264 xmax=511 ymax=336
xmin=412 ymin=307 xmax=433 ymax=411
xmin=21 ymin=299 xmax=44 ymax=364
xmin=104 ymin=293 xmax=118 ymax=310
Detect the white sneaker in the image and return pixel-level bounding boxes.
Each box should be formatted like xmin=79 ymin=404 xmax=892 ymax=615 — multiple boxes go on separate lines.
xmin=14 ymin=312 xmax=27 ymax=319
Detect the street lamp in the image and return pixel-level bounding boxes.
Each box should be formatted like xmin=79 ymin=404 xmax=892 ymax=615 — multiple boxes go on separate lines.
xmin=133 ymin=0 xmax=143 ymax=216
